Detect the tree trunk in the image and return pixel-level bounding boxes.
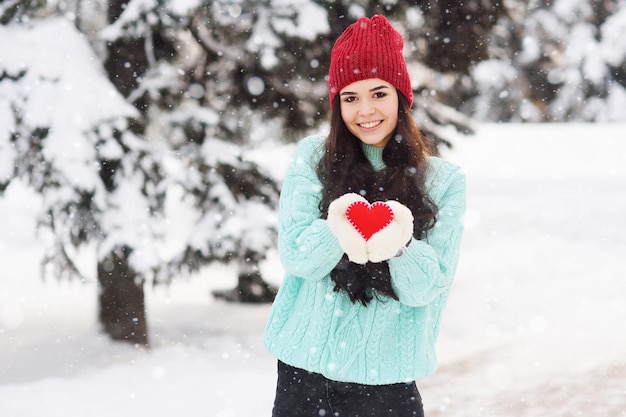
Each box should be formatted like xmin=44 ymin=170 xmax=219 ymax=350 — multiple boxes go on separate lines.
xmin=97 ymin=247 xmax=148 ymax=346
xmin=98 ymin=0 xmax=149 ymax=347
xmin=213 ymin=258 xmax=277 ymax=303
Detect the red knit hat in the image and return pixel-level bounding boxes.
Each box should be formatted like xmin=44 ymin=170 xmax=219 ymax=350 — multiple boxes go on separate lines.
xmin=328 ymin=15 xmax=413 ymax=108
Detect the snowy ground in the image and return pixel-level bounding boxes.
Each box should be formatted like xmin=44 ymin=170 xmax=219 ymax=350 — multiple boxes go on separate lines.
xmin=1 ymin=123 xmax=625 ymax=416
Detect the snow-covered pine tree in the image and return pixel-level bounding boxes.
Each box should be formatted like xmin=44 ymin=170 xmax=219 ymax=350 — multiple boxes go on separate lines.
xmin=0 ymin=11 xmax=163 ymax=346
xmin=454 ymin=0 xmax=540 ymax=122
xmin=464 ymin=0 xmax=626 ymax=122
xmin=98 ymin=0 xmax=285 ymax=302
xmin=529 ymin=0 xmax=626 ymax=121
xmin=396 ymin=0 xmax=506 ymax=142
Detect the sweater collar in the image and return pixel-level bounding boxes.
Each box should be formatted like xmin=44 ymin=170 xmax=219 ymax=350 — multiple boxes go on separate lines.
xmin=361 ymin=142 xmax=386 ymax=171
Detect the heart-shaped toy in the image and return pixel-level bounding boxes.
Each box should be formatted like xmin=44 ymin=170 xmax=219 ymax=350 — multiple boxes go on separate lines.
xmin=345 ymin=200 xmax=394 ymax=241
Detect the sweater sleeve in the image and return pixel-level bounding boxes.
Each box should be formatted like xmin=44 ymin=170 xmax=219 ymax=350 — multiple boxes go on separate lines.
xmin=277 ymin=137 xmax=345 ymax=281
xmin=388 ymin=158 xmax=466 ymax=307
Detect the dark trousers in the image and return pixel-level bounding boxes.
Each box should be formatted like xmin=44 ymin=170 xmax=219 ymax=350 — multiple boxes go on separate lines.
xmin=271 ymin=361 xmax=424 ymax=417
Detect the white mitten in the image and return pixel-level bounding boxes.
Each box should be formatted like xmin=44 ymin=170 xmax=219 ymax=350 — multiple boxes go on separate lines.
xmin=327 ymin=193 xmax=369 ymax=264
xmin=366 ymin=200 xmax=414 ymax=263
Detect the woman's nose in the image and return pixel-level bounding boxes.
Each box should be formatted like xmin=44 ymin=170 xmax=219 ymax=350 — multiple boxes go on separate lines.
xmin=358 ymin=99 xmax=375 ymax=115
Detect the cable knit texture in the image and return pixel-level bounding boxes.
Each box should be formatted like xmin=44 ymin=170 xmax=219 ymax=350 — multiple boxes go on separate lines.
xmin=263 ymin=135 xmax=466 ymax=385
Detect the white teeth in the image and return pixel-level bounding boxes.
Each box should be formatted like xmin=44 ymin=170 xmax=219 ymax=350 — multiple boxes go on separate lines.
xmin=359 ymin=121 xmax=381 ymax=129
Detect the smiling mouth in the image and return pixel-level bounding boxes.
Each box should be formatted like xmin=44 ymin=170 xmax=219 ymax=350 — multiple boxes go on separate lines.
xmin=358 ymin=120 xmax=382 ymax=129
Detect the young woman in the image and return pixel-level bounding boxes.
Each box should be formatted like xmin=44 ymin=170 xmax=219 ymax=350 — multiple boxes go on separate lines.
xmin=264 ymin=15 xmax=466 ymax=417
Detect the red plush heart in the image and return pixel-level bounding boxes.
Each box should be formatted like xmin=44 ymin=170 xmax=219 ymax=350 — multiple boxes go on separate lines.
xmin=345 ymin=200 xmax=394 ymax=241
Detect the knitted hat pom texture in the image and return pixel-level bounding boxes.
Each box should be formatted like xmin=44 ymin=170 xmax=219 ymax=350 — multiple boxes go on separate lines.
xmin=328 ymin=15 xmax=413 ymax=108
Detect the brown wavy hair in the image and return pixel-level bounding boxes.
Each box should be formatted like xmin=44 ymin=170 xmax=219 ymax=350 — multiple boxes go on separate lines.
xmin=317 ymin=93 xmax=438 ymax=305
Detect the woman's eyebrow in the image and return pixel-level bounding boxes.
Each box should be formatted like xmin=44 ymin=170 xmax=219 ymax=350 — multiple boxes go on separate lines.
xmin=339 ymin=85 xmax=389 ymax=96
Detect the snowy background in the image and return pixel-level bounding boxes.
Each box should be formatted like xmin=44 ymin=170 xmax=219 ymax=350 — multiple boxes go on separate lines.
xmin=1 ymin=123 xmax=625 ymax=416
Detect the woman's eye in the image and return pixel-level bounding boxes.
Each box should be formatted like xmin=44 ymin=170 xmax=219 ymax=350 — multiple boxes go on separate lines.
xmin=373 ymin=92 xmax=387 ymax=99
xmin=343 ymin=96 xmax=356 ymax=103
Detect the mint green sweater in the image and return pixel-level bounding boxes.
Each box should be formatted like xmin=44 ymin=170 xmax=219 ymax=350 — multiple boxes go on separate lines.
xmin=263 ymin=135 xmax=466 ymax=385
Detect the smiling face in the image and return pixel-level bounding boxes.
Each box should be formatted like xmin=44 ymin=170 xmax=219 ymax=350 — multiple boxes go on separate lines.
xmin=339 ymin=78 xmax=399 ymax=148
